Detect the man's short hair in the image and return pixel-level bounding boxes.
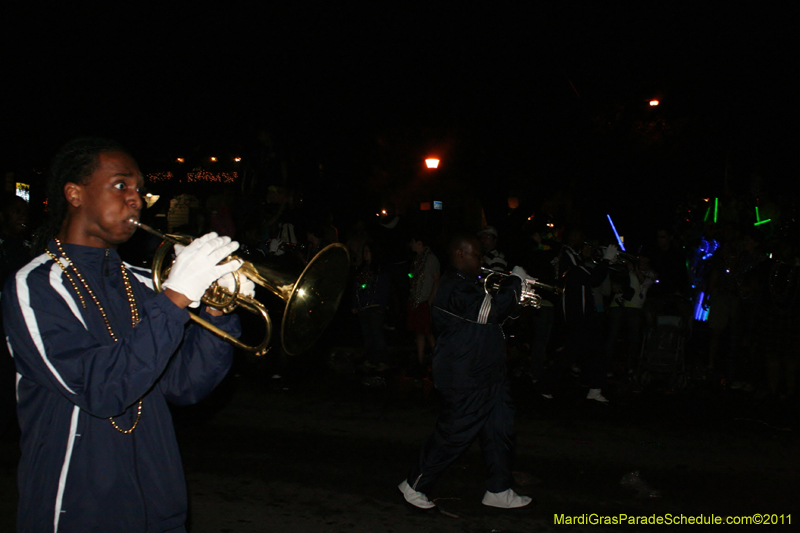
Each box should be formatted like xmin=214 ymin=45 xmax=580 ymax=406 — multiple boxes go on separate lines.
xmin=33 ymin=137 xmax=131 ymax=252
xmin=477 ymin=226 xmax=498 ymax=238
xmin=448 ymin=231 xmax=479 ymax=264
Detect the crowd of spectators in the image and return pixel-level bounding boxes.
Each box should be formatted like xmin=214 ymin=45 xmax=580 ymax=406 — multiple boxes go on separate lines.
xmin=2 ymin=182 xmax=799 ymax=426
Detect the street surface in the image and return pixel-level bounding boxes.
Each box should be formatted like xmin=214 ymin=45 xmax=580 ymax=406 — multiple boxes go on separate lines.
xmin=1 ymin=341 xmax=797 ymax=532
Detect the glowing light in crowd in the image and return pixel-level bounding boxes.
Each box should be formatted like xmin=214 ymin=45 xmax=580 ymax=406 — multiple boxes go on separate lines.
xmin=186 ymin=170 xmax=238 ymax=183
xmin=606 ymin=214 xmax=626 ymax=251
xmin=16 ymin=183 xmax=30 ymax=202
xmin=234 ymin=157 xmax=242 ymax=162
xmin=425 ymin=158 xmax=440 ymax=169
xmin=649 ymin=100 xmax=659 ymax=106
xmin=176 ymin=158 xmax=184 ymax=164
xmin=143 ymin=193 xmax=160 ymax=209
xmin=699 ymin=238 xmax=719 ymax=261
xmin=694 ymin=292 xmax=709 ymax=322
xmin=147 ymin=171 xmax=174 ymax=182
xmin=754 ymin=204 xmax=772 ymax=226
xmin=210 ymin=157 xmax=217 ymax=162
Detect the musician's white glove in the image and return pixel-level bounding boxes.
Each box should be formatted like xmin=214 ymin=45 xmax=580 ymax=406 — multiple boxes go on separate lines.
xmin=215 ymin=272 xmax=256 ymax=299
xmin=171 ymin=242 xmax=199 ymax=307
xmin=511 ymin=266 xmax=529 ymax=281
xmin=603 ymin=244 xmax=620 ymax=262
xmin=162 ymin=232 xmax=242 ymax=305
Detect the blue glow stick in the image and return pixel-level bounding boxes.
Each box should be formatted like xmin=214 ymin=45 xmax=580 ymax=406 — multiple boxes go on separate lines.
xmin=606 ymin=214 xmax=626 ymax=251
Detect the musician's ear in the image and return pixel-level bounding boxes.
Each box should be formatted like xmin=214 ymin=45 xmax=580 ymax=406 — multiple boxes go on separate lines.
xmin=64 ymin=182 xmax=83 ymax=208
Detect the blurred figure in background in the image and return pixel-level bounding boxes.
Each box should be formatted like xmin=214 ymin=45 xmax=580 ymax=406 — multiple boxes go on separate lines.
xmin=0 ymin=193 xmax=32 ymax=436
xmin=606 ymin=254 xmax=656 ymax=376
xmin=407 ymin=232 xmax=440 ymax=374
xmin=478 ymin=225 xmax=508 ymax=272
xmin=350 ymin=242 xmax=392 ymax=371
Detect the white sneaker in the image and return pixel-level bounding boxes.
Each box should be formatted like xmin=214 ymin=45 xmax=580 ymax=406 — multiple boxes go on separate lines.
xmin=481 ymin=488 xmax=532 ymax=508
xmin=586 ymin=388 xmax=609 ymax=403
xmin=398 ymin=479 xmax=436 ymax=509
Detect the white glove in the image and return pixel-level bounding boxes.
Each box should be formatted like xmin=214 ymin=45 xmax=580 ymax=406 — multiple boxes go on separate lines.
xmin=170 ymin=243 xmax=199 ymax=307
xmin=162 ymin=232 xmax=242 ymax=304
xmin=511 ymin=266 xmax=529 ymax=281
xmin=603 ymin=244 xmax=620 ymax=262
xmin=216 ymin=272 xmax=256 ymax=299
xmin=171 ymin=243 xmax=200 ymax=307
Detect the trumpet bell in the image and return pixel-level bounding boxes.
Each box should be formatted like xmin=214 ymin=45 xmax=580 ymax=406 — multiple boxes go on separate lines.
xmin=281 ymin=243 xmax=350 ymax=355
xmin=144 ymin=224 xmax=349 ymax=356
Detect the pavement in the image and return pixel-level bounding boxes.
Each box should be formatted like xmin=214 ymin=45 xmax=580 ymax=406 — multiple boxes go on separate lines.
xmin=1 ymin=336 xmax=799 ymax=532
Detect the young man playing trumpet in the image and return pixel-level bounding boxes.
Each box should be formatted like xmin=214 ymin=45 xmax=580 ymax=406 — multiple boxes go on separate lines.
xmin=3 ymin=138 xmax=253 ymax=533
xmin=399 ymin=232 xmax=532 ymax=511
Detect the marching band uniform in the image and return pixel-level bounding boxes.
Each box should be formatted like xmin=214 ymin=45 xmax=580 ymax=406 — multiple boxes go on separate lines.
xmin=4 ymin=243 xmax=239 ymax=533
xmin=559 ymin=244 xmax=615 ymax=401
xmin=401 ymin=263 xmax=530 ymax=508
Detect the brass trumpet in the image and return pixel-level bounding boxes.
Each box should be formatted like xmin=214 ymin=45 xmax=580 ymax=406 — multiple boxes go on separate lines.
xmin=480 ymin=267 xmax=563 ymax=309
xmin=129 ymin=219 xmax=350 ymax=356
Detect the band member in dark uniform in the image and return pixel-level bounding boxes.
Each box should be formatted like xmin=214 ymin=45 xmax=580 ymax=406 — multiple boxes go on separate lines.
xmin=398 ymin=232 xmax=532 ymax=510
xmin=557 ymin=227 xmax=618 ymax=403
xmin=4 ymin=138 xmax=249 ymax=532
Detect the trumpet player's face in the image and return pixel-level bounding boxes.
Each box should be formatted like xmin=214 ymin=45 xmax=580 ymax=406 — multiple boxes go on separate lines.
xmin=457 ymin=240 xmax=483 ymax=277
xmin=63 ymin=151 xmax=144 ymax=248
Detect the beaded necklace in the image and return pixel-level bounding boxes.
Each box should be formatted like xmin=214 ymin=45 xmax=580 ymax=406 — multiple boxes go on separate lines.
xmin=46 ymin=239 xmax=143 ymax=434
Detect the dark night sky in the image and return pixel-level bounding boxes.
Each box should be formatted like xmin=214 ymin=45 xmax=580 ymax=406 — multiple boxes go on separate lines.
xmin=2 ymin=3 xmax=798 ymax=241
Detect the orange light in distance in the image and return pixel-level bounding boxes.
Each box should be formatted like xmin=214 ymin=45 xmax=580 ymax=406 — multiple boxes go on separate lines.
xmin=425 ymin=158 xmax=440 ymax=169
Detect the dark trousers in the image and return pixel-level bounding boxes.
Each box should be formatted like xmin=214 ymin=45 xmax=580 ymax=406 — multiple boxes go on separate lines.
xmin=528 ymin=306 xmax=555 ymax=380
xmin=358 ymin=307 xmax=389 ymax=365
xmin=606 ymin=306 xmax=643 ymax=372
xmin=407 ymin=383 xmax=516 ymax=495
xmin=565 ymin=311 xmax=607 ymax=389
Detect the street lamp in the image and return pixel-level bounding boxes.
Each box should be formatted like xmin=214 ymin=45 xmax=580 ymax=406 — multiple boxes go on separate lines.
xmin=425 ymin=158 xmax=440 ymax=169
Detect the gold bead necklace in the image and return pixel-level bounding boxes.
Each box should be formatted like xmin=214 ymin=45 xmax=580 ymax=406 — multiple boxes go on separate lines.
xmin=47 ymin=239 xmax=143 ymax=434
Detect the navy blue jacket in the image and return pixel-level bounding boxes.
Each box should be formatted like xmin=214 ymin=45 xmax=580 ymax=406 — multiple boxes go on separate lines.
xmin=3 ymin=242 xmax=239 ymax=533
xmin=431 ymin=268 xmax=521 ymax=389
xmin=559 ymin=247 xmax=610 ymax=320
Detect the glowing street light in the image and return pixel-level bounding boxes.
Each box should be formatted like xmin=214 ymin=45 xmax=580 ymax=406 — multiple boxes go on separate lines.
xmin=425 ymin=158 xmax=440 ymax=169
xmin=649 ymin=99 xmax=660 ymax=107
